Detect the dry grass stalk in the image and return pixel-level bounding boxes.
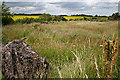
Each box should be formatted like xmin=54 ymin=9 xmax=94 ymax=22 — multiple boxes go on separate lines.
xmin=71 ymin=51 xmax=82 ymax=73
xmin=71 ymin=74 xmax=73 ymax=79
xmin=85 ymin=73 xmax=88 ymax=79
xmin=102 ymin=34 xmax=118 ymax=78
xmin=71 ymin=51 xmax=88 ymax=78
xmin=83 ymin=67 xmax=88 ymax=79
xmin=94 ymin=56 xmax=100 ymax=78
xmin=57 ymin=67 xmax=62 ymax=78
xmin=110 ymin=36 xmax=118 ymax=74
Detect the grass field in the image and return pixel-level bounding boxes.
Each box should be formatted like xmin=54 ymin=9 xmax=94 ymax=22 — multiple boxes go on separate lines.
xmin=2 ymin=21 xmax=118 ymax=78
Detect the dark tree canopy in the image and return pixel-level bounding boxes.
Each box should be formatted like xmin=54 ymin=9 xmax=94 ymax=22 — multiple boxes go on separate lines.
xmin=2 ymin=2 xmax=14 ymax=25
xmin=112 ymin=12 xmax=119 ymax=20
xmin=2 ymin=2 xmax=10 ymax=16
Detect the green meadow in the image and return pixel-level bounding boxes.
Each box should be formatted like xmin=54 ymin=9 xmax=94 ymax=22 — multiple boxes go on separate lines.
xmin=2 ymin=21 xmax=118 ymax=78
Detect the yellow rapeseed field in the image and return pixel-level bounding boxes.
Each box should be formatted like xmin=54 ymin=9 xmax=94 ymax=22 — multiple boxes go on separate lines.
xmin=11 ymin=15 xmax=39 ymax=21
xmin=11 ymin=15 xmax=108 ymax=21
xmin=64 ymin=16 xmax=108 ymax=20
xmin=64 ymin=16 xmax=84 ymax=20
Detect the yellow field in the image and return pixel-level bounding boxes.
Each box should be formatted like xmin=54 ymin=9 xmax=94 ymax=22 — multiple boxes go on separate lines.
xmin=11 ymin=15 xmax=39 ymax=21
xmin=64 ymin=16 xmax=85 ymax=20
xmin=64 ymin=16 xmax=108 ymax=20
xmin=11 ymin=15 xmax=108 ymax=21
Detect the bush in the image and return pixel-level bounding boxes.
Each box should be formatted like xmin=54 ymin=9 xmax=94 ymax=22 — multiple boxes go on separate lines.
xmin=97 ymin=19 xmax=108 ymax=22
xmin=73 ymin=18 xmax=83 ymax=21
xmin=69 ymin=19 xmax=73 ymax=21
xmin=61 ymin=17 xmax=67 ymax=21
xmin=34 ymin=18 xmax=42 ymax=22
xmin=2 ymin=16 xmax=14 ymax=25
xmin=15 ymin=17 xmax=49 ymax=24
xmin=15 ymin=18 xmax=34 ymax=24
xmin=84 ymin=17 xmax=87 ymax=20
xmin=14 ymin=15 xmax=67 ymax=24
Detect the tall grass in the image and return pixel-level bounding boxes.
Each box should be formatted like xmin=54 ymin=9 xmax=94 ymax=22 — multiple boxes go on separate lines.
xmin=102 ymin=34 xmax=118 ymax=78
xmin=2 ymin=21 xmax=118 ymax=78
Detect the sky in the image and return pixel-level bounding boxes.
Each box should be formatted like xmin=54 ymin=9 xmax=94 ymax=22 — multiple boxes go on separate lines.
xmin=2 ymin=0 xmax=120 ymax=16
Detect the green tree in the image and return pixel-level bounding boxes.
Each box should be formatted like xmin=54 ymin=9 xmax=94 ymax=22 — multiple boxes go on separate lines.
xmin=2 ymin=1 xmax=14 ymax=25
xmin=53 ymin=16 xmax=67 ymax=22
xmin=40 ymin=13 xmax=52 ymax=21
xmin=2 ymin=1 xmax=10 ymax=16
xmin=112 ymin=12 xmax=119 ymax=20
xmin=95 ymin=15 xmax=98 ymax=17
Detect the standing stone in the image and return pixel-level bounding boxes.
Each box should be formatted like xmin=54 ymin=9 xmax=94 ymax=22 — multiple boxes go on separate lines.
xmin=1 ymin=39 xmax=49 ymax=79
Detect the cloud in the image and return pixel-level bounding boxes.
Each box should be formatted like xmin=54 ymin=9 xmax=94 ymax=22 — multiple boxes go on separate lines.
xmin=5 ymin=1 xmax=118 ymax=16
xmin=50 ymin=2 xmax=91 ymax=11
xmin=80 ymin=7 xmax=85 ymax=9
xmin=6 ymin=2 xmax=36 ymax=7
xmin=6 ymin=2 xmax=45 ymax=14
xmin=10 ymin=7 xmax=35 ymax=12
xmin=50 ymin=2 xmax=117 ymax=11
xmin=3 ymin=0 xmax=120 ymax=2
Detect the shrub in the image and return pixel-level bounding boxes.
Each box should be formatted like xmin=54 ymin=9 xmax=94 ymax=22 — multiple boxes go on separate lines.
xmin=2 ymin=16 xmax=14 ymax=25
xmin=97 ymin=19 xmax=108 ymax=22
xmin=15 ymin=17 xmax=49 ymax=24
xmin=69 ymin=19 xmax=73 ymax=21
xmin=84 ymin=17 xmax=87 ymax=20
xmin=2 ymin=2 xmax=14 ymax=25
xmin=15 ymin=18 xmax=34 ymax=24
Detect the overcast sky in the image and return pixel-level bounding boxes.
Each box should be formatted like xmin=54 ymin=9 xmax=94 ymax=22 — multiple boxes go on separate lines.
xmin=3 ymin=0 xmax=119 ymax=16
